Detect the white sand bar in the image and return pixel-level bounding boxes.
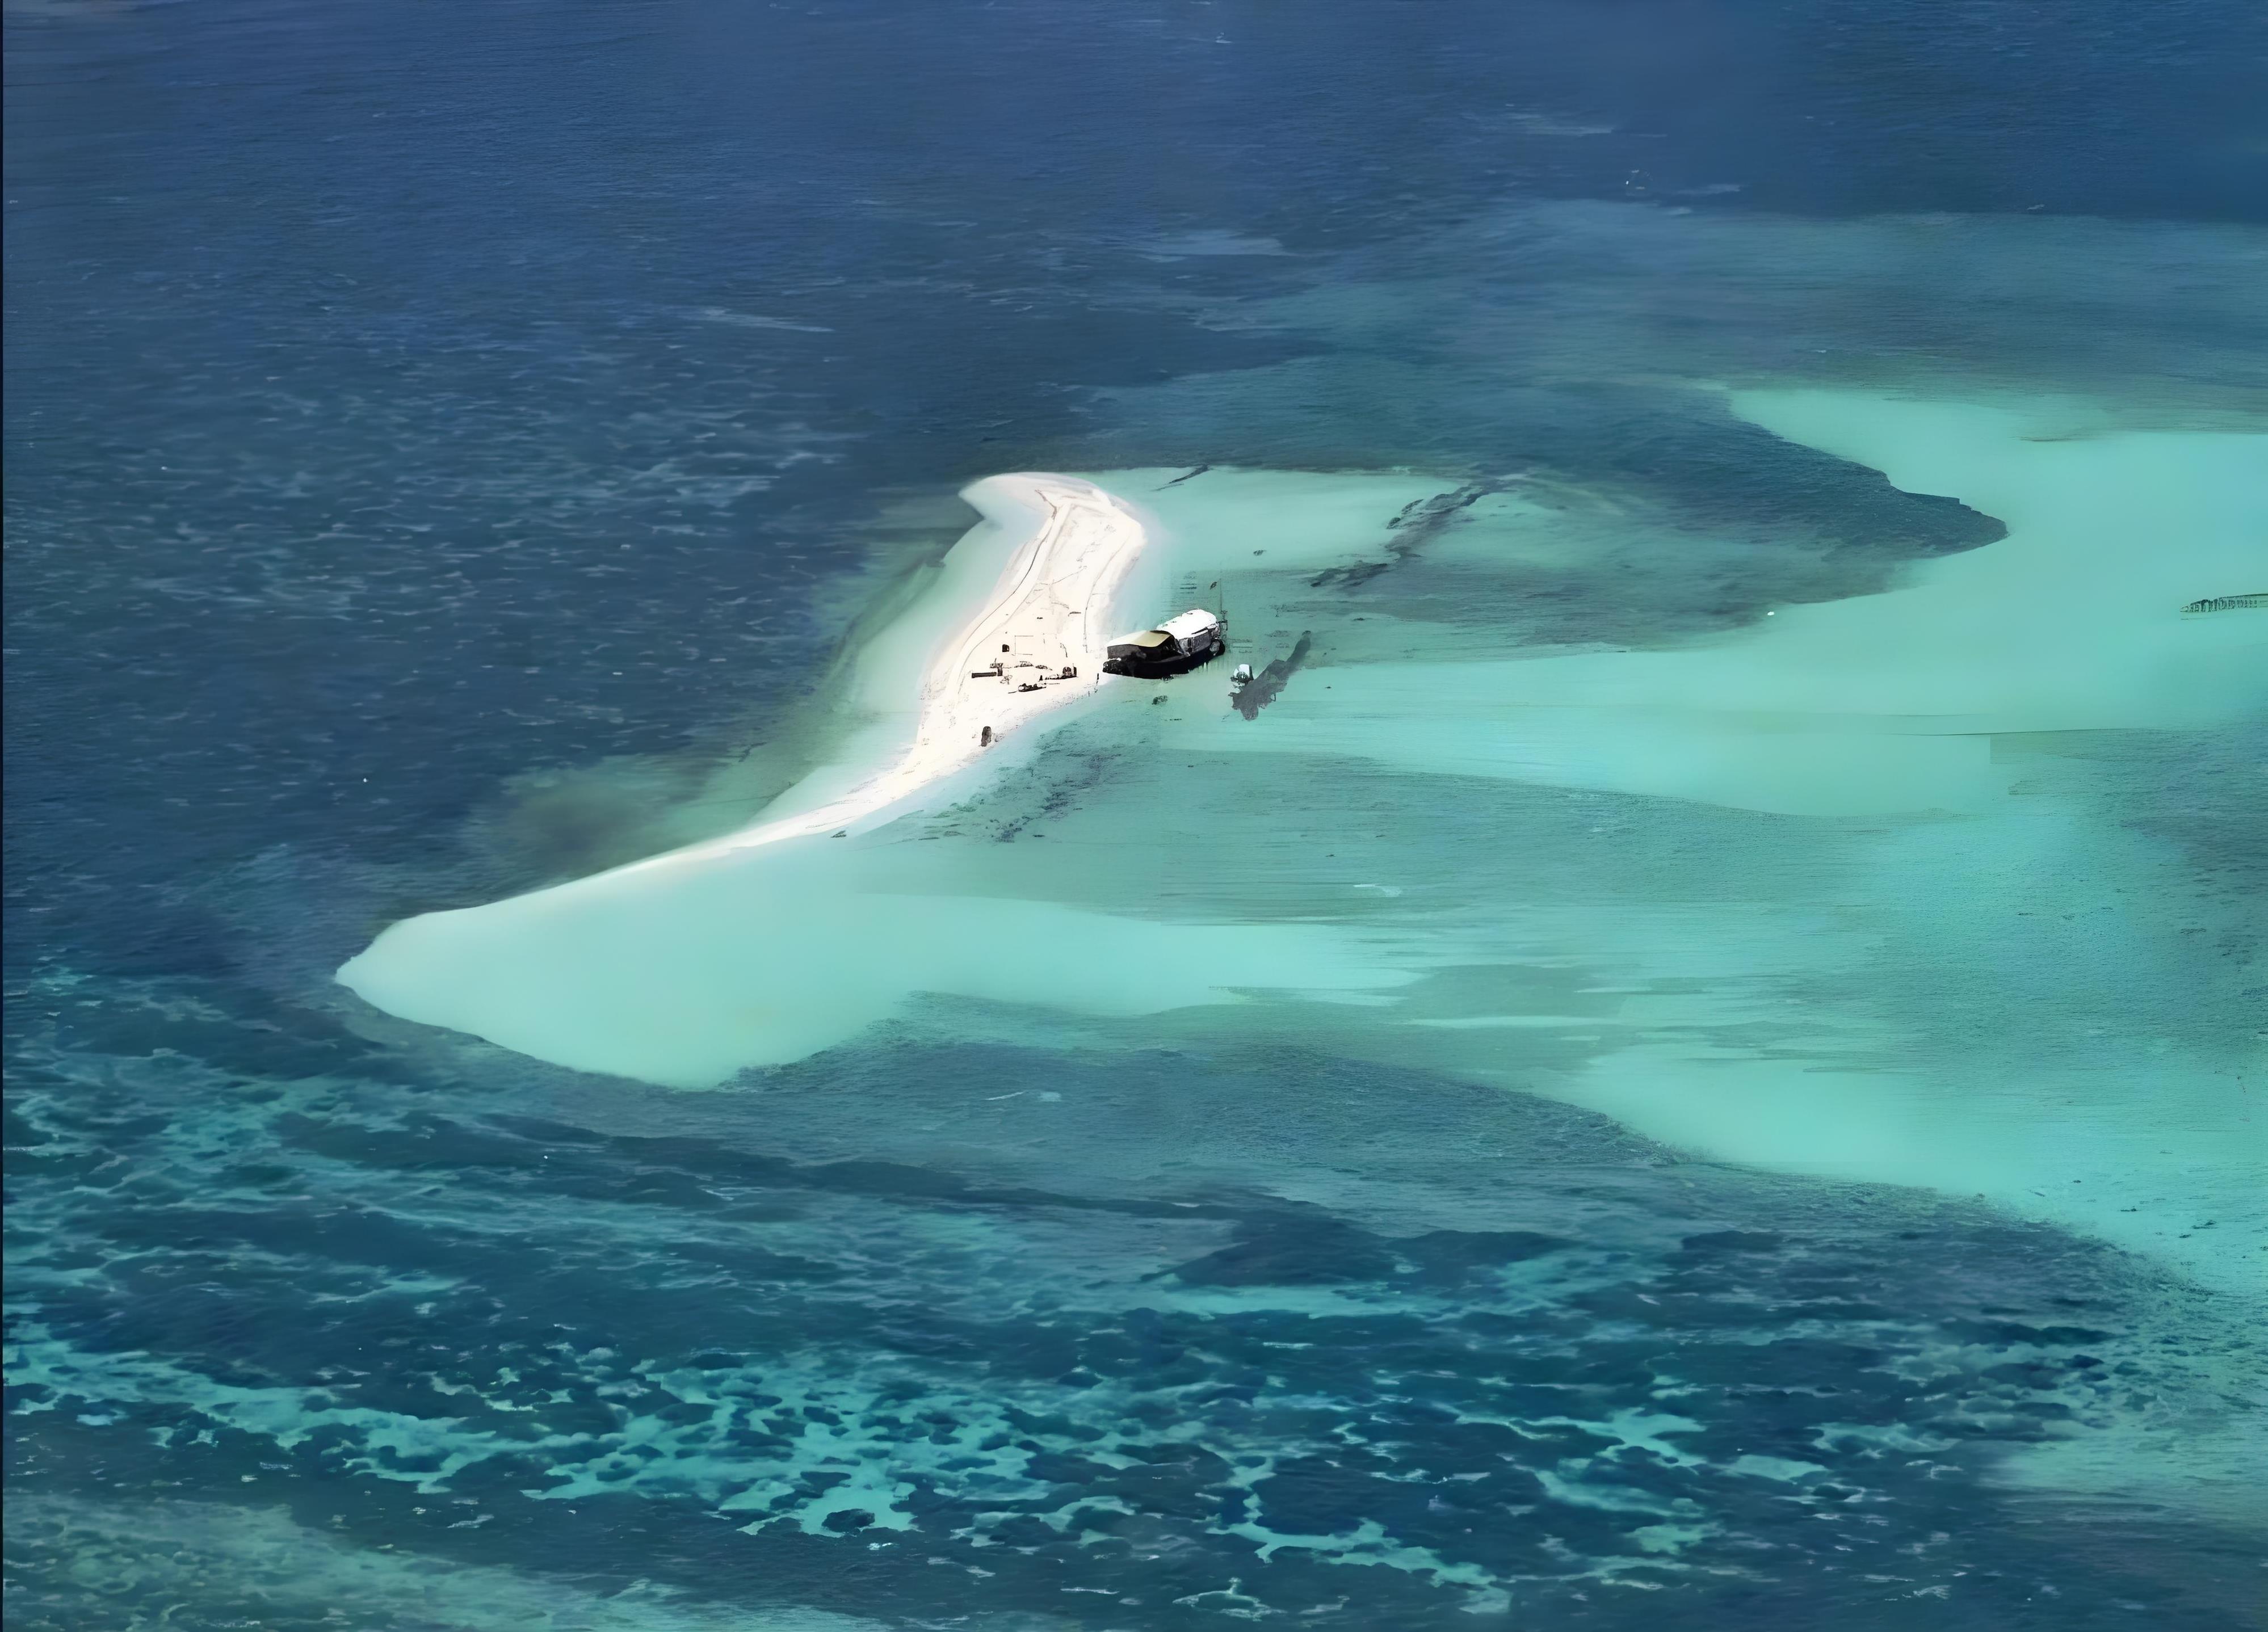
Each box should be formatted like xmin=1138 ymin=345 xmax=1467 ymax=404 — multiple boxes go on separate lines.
xmin=639 ymin=472 xmax=1149 ymax=871
xmin=334 ymin=472 xmax=1343 ymax=1081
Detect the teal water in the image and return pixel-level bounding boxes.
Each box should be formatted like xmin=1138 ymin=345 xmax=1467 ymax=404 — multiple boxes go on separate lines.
xmin=7 ymin=1 xmax=2266 ymax=1626
xmin=346 ymin=392 xmax=2268 ymax=1297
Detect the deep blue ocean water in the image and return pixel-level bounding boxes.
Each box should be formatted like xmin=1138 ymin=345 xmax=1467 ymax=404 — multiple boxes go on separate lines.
xmin=7 ymin=1 xmax=2266 ymax=1627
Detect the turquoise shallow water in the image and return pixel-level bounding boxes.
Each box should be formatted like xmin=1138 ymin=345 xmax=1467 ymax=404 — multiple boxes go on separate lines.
xmin=8 ymin=0 xmax=2267 ymax=1626
xmin=346 ymin=390 xmax=2267 ymax=1295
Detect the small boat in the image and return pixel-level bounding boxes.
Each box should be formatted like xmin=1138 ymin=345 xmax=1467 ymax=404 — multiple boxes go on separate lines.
xmin=1104 ymin=608 xmax=1226 ymax=677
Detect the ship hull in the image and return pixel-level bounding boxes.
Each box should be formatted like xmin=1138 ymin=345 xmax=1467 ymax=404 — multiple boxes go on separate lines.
xmin=1102 ymin=632 xmax=1225 ymax=678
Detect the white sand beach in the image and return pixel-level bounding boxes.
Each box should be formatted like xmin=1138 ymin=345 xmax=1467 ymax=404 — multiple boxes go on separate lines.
xmin=621 ymin=472 xmax=1153 ymax=872
xmin=331 ymin=470 xmax=1396 ymax=1084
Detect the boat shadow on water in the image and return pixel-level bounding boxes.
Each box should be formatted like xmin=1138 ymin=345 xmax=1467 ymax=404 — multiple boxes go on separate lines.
xmin=1231 ymin=630 xmax=1313 ymax=720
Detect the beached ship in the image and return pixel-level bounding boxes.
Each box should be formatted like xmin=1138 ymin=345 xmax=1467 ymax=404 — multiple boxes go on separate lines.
xmin=1104 ymin=608 xmax=1226 ymax=677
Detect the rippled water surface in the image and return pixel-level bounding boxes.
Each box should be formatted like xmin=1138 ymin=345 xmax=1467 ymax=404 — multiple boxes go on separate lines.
xmin=7 ymin=1 xmax=2265 ymax=1627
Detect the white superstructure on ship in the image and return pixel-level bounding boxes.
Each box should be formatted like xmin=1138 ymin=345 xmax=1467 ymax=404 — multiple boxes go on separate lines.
xmin=1104 ymin=607 xmax=1225 ymax=676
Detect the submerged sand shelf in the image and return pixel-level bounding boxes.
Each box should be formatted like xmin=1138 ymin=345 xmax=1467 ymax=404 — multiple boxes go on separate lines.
xmin=340 ymin=392 xmax=2267 ymax=1303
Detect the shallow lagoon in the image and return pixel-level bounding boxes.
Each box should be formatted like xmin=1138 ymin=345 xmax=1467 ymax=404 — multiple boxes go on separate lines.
xmin=345 ymin=389 xmax=2266 ymax=1301
xmin=8 ymin=0 xmax=2266 ymax=1623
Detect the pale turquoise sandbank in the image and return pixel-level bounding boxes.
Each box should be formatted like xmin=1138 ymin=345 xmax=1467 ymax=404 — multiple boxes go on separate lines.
xmin=341 ymin=392 xmax=2266 ymax=1313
